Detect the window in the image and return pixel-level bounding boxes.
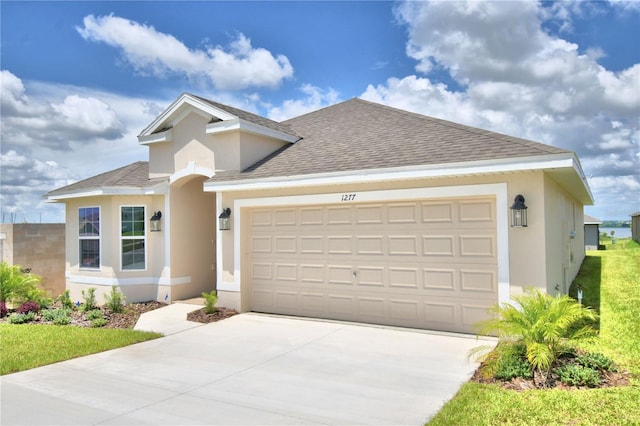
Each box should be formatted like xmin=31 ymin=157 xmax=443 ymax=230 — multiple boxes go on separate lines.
xmin=79 ymin=207 xmax=100 ymax=269
xmin=121 ymin=206 xmax=146 ymax=270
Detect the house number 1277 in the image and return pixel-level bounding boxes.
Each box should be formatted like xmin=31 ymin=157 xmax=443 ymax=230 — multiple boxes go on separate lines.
xmin=341 ymin=193 xmax=356 ymax=201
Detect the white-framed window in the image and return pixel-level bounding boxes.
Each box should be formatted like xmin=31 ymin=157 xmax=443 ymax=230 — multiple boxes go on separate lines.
xmin=79 ymin=206 xmax=100 ymax=269
xmin=121 ymin=206 xmax=146 ymax=270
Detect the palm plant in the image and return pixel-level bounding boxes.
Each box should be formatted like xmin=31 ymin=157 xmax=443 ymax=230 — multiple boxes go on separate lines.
xmin=0 ymin=261 xmax=44 ymax=305
xmin=474 ymin=288 xmax=598 ymax=386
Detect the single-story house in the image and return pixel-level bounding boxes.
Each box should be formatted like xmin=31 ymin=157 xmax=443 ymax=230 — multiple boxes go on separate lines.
xmin=632 ymin=212 xmax=640 ymax=243
xmin=46 ymin=94 xmax=593 ymax=333
xmin=583 ymin=215 xmax=602 ymax=250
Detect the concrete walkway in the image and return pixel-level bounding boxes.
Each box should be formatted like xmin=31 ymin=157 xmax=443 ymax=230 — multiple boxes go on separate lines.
xmin=133 ymin=300 xmax=205 ymax=335
xmin=1 ymin=312 xmax=493 ymax=425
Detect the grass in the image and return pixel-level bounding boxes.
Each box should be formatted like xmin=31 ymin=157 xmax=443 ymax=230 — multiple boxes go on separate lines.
xmin=0 ymin=325 xmax=161 ymax=375
xmin=428 ymin=238 xmax=640 ymax=426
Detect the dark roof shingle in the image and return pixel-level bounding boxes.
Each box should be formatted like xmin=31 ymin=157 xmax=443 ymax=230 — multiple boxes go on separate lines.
xmin=47 ymin=161 xmax=153 ymax=196
xmin=208 ymin=98 xmax=570 ymax=183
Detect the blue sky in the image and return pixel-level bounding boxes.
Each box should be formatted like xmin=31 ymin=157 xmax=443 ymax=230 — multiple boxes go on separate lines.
xmin=1 ymin=1 xmax=639 ymax=223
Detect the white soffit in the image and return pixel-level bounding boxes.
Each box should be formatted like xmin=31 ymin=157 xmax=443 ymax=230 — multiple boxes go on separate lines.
xmin=205 ymin=153 xmax=586 ymax=193
xmin=206 ymin=118 xmax=298 ymax=143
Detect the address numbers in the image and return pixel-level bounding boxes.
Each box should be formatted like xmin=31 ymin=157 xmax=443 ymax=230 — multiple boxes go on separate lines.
xmin=341 ymin=193 xmax=356 ymax=201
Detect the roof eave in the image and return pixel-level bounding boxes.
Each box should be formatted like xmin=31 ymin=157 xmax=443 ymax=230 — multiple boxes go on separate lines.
xmin=204 ymin=153 xmax=592 ymax=200
xmin=45 ymin=181 xmax=168 ymax=203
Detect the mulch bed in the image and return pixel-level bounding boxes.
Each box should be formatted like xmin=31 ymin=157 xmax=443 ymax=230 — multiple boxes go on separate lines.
xmin=470 ymin=358 xmax=632 ymax=391
xmin=187 ymin=307 xmax=239 ymax=323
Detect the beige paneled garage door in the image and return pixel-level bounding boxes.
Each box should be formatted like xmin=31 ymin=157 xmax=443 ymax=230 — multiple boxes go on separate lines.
xmin=246 ymin=197 xmax=497 ymax=333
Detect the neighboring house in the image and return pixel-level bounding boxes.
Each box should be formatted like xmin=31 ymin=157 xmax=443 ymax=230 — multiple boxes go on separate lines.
xmin=632 ymin=212 xmax=640 ymax=243
xmin=46 ymin=94 xmax=593 ymax=333
xmin=0 ymin=223 xmax=66 ymax=298
xmin=584 ymin=215 xmax=602 ymax=250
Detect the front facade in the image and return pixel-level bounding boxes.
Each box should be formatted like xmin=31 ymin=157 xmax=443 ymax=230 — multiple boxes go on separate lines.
xmin=47 ymin=94 xmax=593 ymax=333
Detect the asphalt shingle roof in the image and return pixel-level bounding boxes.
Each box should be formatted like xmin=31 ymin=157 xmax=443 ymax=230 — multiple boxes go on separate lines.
xmin=190 ymin=94 xmax=298 ymax=138
xmin=47 ymin=161 xmax=153 ymax=196
xmin=48 ymin=97 xmax=574 ymax=196
xmin=208 ymin=98 xmax=570 ymax=183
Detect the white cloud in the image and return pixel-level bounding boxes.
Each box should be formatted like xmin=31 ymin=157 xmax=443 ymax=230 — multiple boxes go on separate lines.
xmin=364 ymin=0 xmax=640 ymax=219
xmin=0 ymin=71 xmax=164 ymax=223
xmin=77 ymin=15 xmax=293 ymax=91
xmin=267 ymin=84 xmax=340 ymax=121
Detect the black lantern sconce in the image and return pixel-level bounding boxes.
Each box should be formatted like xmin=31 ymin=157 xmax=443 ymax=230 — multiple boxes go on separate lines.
xmin=218 ymin=208 xmax=231 ymax=231
xmin=510 ymin=195 xmax=528 ymax=227
xmin=150 ymin=211 xmax=162 ymax=232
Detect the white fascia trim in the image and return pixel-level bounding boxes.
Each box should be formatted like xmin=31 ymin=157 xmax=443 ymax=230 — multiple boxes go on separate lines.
xmin=138 ymin=128 xmax=173 ymax=145
xmin=46 ymin=182 xmax=169 ymax=202
xmin=66 ymin=274 xmax=191 ymax=286
xmin=572 ymin=156 xmax=595 ymax=204
xmin=204 ymin=154 xmax=576 ymax=192
xmin=170 ymin=162 xmax=215 ymax=184
xmin=206 ymin=118 xmax=298 ymax=143
xmin=226 ymin=183 xmax=511 ymax=305
xmin=139 ymin=93 xmax=237 ymax=138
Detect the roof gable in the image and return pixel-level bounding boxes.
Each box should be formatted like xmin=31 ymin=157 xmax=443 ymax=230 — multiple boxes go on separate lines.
xmin=138 ymin=93 xmax=298 ymax=144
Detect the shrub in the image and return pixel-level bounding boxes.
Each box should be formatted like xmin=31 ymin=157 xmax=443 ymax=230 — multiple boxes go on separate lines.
xmin=556 ymin=364 xmax=601 ymax=387
xmin=91 ymin=318 xmax=107 ymax=328
xmin=0 ymin=301 xmax=7 ymax=318
xmin=17 ymin=300 xmax=40 ymax=314
xmin=42 ymin=308 xmax=72 ymax=325
xmin=202 ymin=290 xmax=218 ymax=314
xmin=85 ymin=309 xmax=104 ymax=321
xmin=81 ymin=288 xmax=97 ymax=312
xmin=8 ymin=311 xmax=36 ymax=324
xmin=104 ymin=286 xmax=126 ymax=313
xmin=474 ymin=288 xmax=598 ymax=384
xmin=0 ymin=261 xmax=46 ymax=305
xmin=577 ymin=351 xmax=617 ymax=372
xmin=57 ymin=290 xmax=75 ymax=310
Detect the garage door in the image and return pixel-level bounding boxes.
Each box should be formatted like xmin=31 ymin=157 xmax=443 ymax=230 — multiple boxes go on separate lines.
xmin=246 ymin=197 xmax=497 ymax=333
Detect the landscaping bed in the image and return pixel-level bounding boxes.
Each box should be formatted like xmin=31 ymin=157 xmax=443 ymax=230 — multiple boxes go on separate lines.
xmin=187 ymin=306 xmax=239 ymax=323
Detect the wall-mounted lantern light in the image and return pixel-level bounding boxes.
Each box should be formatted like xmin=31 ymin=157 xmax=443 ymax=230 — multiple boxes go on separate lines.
xmin=150 ymin=211 xmax=162 ymax=232
xmin=510 ymin=195 xmax=528 ymax=227
xmin=218 ymin=208 xmax=231 ymax=231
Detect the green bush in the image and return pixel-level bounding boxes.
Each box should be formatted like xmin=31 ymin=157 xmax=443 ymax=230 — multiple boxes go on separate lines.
xmin=202 ymin=290 xmax=218 ymax=314
xmin=85 ymin=309 xmax=104 ymax=321
xmin=42 ymin=308 xmax=71 ymax=325
xmin=0 ymin=262 xmax=47 ymax=305
xmin=556 ymin=364 xmax=601 ymax=387
xmin=57 ymin=290 xmax=75 ymax=310
xmin=8 ymin=311 xmax=36 ymax=324
xmin=104 ymin=286 xmax=126 ymax=313
xmin=577 ymin=351 xmax=617 ymax=372
xmin=81 ymin=288 xmax=97 ymax=312
xmin=90 ymin=318 xmax=107 ymax=328
xmin=494 ymin=345 xmax=533 ymax=380
xmin=474 ymin=288 xmax=598 ymax=382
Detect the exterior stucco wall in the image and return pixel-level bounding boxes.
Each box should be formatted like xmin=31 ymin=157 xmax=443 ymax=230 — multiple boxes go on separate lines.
xmin=168 ymin=175 xmax=216 ymax=301
xmin=0 ymin=224 xmax=66 ymax=298
xmin=633 ymin=215 xmax=640 ymax=243
xmin=148 ymin=112 xmax=289 ymax=177
xmin=543 ymin=174 xmax=584 ymax=295
xmin=64 ymin=195 xmax=166 ymax=304
xmin=214 ymin=170 xmax=557 ymax=311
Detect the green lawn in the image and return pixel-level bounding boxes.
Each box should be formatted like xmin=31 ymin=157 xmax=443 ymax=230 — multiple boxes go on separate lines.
xmin=0 ymin=325 xmax=161 ymax=375
xmin=428 ymin=239 xmax=640 ymax=426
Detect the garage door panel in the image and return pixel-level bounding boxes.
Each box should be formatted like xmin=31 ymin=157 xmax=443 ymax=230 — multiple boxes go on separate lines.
xmin=247 ymin=197 xmax=498 ymax=333
xmin=460 ymin=269 xmax=497 ymax=294
xmin=459 ymin=235 xmax=495 ymax=257
xmin=357 ymin=297 xmax=385 ymax=318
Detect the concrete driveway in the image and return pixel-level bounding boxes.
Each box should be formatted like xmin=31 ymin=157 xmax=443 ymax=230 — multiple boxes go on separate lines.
xmin=1 ymin=314 xmax=488 ymax=425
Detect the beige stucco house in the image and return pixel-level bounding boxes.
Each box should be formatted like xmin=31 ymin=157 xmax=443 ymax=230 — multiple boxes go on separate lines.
xmin=46 ymin=94 xmax=593 ymax=333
